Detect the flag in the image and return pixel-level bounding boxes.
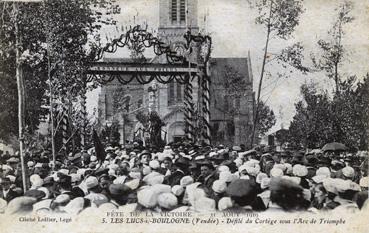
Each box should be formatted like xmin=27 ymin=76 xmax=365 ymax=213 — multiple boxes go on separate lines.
xmin=92 ymin=129 xmax=106 ymax=162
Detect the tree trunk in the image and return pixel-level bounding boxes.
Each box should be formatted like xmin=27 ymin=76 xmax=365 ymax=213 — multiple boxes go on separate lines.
xmin=250 ymin=1 xmax=273 ymax=148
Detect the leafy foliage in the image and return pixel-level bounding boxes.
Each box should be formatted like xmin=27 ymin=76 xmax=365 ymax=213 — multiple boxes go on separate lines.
xmin=257 ymin=101 xmax=276 ymax=136
xmin=255 ymin=0 xmax=305 ymax=39
xmin=0 ymin=0 xmax=120 ymax=145
xmin=277 ymin=42 xmax=309 ymax=73
xmin=311 ymin=1 xmax=354 ymax=93
xmin=288 ymin=75 xmax=369 ymax=150
xmin=288 ymin=83 xmax=334 ymax=148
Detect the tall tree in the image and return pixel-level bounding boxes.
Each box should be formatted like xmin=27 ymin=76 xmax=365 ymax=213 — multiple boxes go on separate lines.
xmin=248 ymin=0 xmax=307 ymax=147
xmin=331 ymin=74 xmax=369 ymax=150
xmin=0 ymin=0 xmax=120 ymax=147
xmin=288 ymin=75 xmax=369 ymax=151
xmin=257 ymin=101 xmax=276 ymax=137
xmin=311 ymin=0 xmax=354 ymax=94
xmin=288 ymin=83 xmax=334 ymax=149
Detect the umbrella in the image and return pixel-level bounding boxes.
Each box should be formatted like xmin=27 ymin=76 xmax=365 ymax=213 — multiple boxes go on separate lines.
xmin=322 ymin=142 xmax=347 ymax=152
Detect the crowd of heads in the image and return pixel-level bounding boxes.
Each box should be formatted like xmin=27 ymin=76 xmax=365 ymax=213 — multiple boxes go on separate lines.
xmin=0 ymin=143 xmax=368 ymax=215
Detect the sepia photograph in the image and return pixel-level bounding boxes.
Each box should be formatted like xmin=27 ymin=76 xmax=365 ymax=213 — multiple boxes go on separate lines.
xmin=0 ymin=0 xmax=368 ymax=232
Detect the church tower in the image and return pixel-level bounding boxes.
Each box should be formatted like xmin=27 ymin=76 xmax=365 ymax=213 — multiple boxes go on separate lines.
xmin=155 ymin=0 xmax=200 ymax=143
xmin=158 ymin=0 xmax=199 ymax=51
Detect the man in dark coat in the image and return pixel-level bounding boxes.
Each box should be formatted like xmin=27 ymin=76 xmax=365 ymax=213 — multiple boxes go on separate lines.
xmin=0 ymin=177 xmax=21 ymax=203
xmin=197 ymin=161 xmax=217 ymax=190
xmin=163 ymin=157 xmax=189 ymax=186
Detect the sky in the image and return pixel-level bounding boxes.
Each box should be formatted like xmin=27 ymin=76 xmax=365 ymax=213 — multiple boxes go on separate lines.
xmin=86 ymin=0 xmax=369 ymax=133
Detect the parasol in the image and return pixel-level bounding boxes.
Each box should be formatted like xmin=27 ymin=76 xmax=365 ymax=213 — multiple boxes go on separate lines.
xmin=322 ymin=142 xmax=347 ymax=152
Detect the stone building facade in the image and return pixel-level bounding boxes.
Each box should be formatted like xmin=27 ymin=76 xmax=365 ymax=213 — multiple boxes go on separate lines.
xmin=97 ymin=0 xmax=254 ymax=146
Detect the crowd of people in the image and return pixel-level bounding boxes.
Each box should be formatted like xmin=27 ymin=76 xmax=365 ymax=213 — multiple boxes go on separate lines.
xmin=0 ymin=142 xmax=368 ymax=215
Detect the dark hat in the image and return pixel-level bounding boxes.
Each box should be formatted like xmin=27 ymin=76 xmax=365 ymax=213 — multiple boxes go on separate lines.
xmin=305 ymin=156 xmax=319 ymax=167
xmin=270 ymin=177 xmax=303 ymax=193
xmin=71 ymin=187 xmax=85 ymax=198
xmin=226 ymin=179 xmax=256 ymax=198
xmin=95 ymin=168 xmax=109 ymax=177
xmin=139 ymin=150 xmax=151 ymax=158
xmin=109 ymin=184 xmax=131 ymax=196
xmin=43 ymin=176 xmax=54 ymax=186
xmin=198 ymin=160 xmax=215 ymax=170
xmin=269 ymin=177 xmax=305 ymax=210
xmin=331 ymin=160 xmax=345 ymax=170
xmin=57 ymin=173 xmax=71 ymax=185
xmin=317 ymin=157 xmax=331 ymax=166
xmin=98 ymin=173 xmax=111 ymax=182
xmin=24 ymin=189 xmax=46 ymax=200
xmin=211 ymin=152 xmax=226 ymax=161
xmin=221 ymin=160 xmax=238 ymax=173
xmin=41 ymin=163 xmax=50 ymax=169
xmin=175 ymin=157 xmax=190 ymax=166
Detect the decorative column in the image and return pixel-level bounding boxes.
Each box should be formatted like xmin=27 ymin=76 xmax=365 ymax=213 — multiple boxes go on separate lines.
xmin=184 ymin=74 xmax=195 ymax=141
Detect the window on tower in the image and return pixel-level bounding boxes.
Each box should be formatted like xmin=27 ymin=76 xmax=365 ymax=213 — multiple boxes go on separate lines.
xmin=169 ymin=82 xmax=175 ymax=105
xmin=176 ymin=82 xmax=183 ymax=102
xmin=168 ymin=81 xmax=183 ymax=106
xmin=180 ymin=0 xmax=186 ymax=23
xmin=171 ymin=0 xmax=177 ymax=23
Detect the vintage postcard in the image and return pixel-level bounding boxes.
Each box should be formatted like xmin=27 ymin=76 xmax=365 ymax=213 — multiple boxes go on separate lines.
xmin=0 ymin=0 xmax=368 ymax=232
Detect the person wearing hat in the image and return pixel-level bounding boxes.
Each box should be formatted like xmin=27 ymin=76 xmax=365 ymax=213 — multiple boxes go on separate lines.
xmin=24 ymin=189 xmax=46 ymax=202
xmin=138 ymin=150 xmax=152 ymax=166
xmin=0 ymin=177 xmax=21 ymax=203
xmin=341 ymin=166 xmax=355 ymax=181
xmin=56 ymin=173 xmax=73 ymax=197
xmin=108 ymin=183 xmax=132 ymax=206
xmin=84 ymin=176 xmax=109 ymax=207
xmin=161 ymin=157 xmax=173 ymax=176
xmin=70 ymin=174 xmax=86 ymax=198
xmin=332 ymin=179 xmax=361 ymax=213
xmin=252 ymin=177 xmax=271 ymax=211
xmin=50 ymin=194 xmax=71 ymax=213
xmin=321 ymin=178 xmax=341 ymax=210
xmin=163 ymin=157 xmax=189 ymax=187
xmin=330 ymin=160 xmax=345 ymax=178
xmin=27 ymin=161 xmax=35 ymax=176
xmin=267 ymin=177 xmax=307 ymax=212
xmin=292 ymin=164 xmax=310 ymax=189
xmin=98 ymin=174 xmax=113 ymax=197
xmin=197 ymin=161 xmax=217 ymax=191
xmin=311 ymin=183 xmax=328 ymax=210
xmin=225 ymin=179 xmax=258 ymax=213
